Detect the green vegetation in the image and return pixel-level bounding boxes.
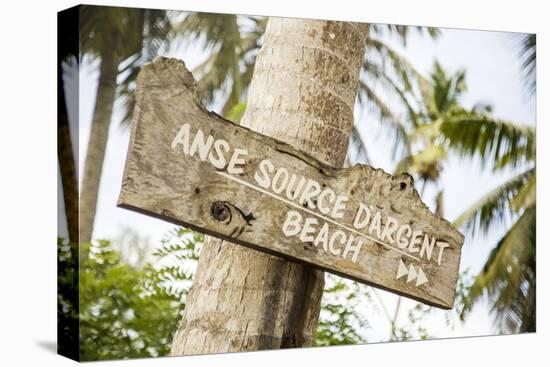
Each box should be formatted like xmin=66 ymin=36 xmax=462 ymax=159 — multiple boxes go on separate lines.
xmin=315 ymin=278 xmax=369 ymax=346
xmin=59 ymin=229 xmax=376 ymax=360
xmin=59 ymin=229 xmax=200 ymax=361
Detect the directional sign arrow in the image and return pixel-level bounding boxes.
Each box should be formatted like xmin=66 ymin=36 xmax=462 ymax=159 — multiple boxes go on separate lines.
xmin=395 ymin=259 xmax=429 ymax=288
xmin=416 ymin=267 xmax=429 ymax=287
xmin=396 ymin=259 xmax=409 ymax=280
xmin=406 ymin=264 xmax=418 ymax=283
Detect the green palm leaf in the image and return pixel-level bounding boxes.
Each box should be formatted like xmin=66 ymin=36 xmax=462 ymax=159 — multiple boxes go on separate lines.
xmin=365 ymin=37 xmax=433 ymax=105
xmin=173 ymin=13 xmax=265 ymax=113
xmin=511 ymin=173 xmax=536 ymax=211
xmin=365 ymin=66 xmax=420 ymax=125
xmin=357 ymin=79 xmax=412 ymax=159
xmin=348 ymin=125 xmax=371 ymax=164
xmin=393 ymin=155 xmax=413 ymax=176
xmin=460 ymin=206 xmax=535 ymax=333
xmin=117 ymin=9 xmax=173 ymax=125
xmin=174 ymin=17 xmax=435 ymax=166
xmin=514 ymin=33 xmax=536 ymax=95
xmin=430 ymin=62 xmax=466 ymax=116
xmin=453 ymin=168 xmax=534 ymax=236
xmin=81 ymin=6 xmax=172 ymax=125
xmin=440 ymin=114 xmax=535 ymax=170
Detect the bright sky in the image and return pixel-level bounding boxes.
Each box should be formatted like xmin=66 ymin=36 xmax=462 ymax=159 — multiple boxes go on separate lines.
xmin=59 ymin=17 xmax=535 ymax=343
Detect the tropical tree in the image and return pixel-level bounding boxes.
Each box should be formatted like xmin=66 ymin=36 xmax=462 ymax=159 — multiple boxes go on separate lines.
xmin=455 ymin=171 xmax=535 ymax=333
xmin=356 ymin=25 xmax=438 ymax=161
xmin=392 ymin=62 xmax=471 ymax=188
xmin=514 ymin=33 xmax=536 ymax=96
xmin=173 ymin=14 xmax=438 ymax=142
xmin=172 ymin=13 xmax=266 ymax=116
xmin=387 ymin=60 xmax=533 ymax=199
xmin=448 ymin=46 xmax=536 ymax=332
xmin=356 ymin=62 xmax=466 ymax=337
xmin=79 ymin=5 xmax=171 ymax=243
xmin=169 ymin=15 xmax=443 ymax=352
xmin=170 ymin=18 xmax=368 ymax=355
xmin=385 ymin=55 xmax=536 ymax=334
xmin=368 ymin=59 xmax=535 ymax=335
xmin=58 ymin=8 xmax=79 ymax=244
xmin=167 ymin=15 xmax=445 ymax=354
xmin=58 ymin=12 xmax=80 ymax=357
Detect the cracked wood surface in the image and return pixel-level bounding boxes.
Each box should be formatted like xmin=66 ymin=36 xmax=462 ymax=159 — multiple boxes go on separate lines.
xmin=118 ymin=57 xmax=463 ymax=311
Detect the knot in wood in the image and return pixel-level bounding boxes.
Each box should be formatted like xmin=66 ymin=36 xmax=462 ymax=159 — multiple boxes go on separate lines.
xmin=211 ymin=201 xmax=230 ymax=222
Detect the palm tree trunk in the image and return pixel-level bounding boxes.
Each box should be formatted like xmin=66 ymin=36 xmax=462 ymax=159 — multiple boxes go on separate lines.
xmin=58 ymin=61 xmax=79 ymax=244
xmin=171 ymin=18 xmax=367 ymax=355
xmin=80 ymin=51 xmax=118 ymax=243
xmin=58 ymin=7 xmax=79 ymax=245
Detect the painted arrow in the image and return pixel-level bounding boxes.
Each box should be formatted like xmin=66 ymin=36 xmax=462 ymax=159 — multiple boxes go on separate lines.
xmin=415 ymin=267 xmax=429 ymax=287
xmin=395 ymin=259 xmax=429 ymax=287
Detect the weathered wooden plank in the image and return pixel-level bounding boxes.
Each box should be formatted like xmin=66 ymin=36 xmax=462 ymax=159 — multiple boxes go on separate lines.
xmin=118 ymin=57 xmax=464 ymax=309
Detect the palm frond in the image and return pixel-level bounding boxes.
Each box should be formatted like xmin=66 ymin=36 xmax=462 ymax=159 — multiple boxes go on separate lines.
xmin=368 ymin=24 xmax=440 ymax=46
xmin=81 ymin=6 xmax=172 ymax=125
xmin=430 ymin=61 xmax=466 ymax=116
xmin=366 ymin=38 xmax=433 ymax=104
xmin=510 ymin=173 xmax=536 ymax=211
xmin=393 ymin=155 xmax=413 ymax=176
xmin=460 ymin=206 xmax=535 ymax=333
xmin=221 ymin=59 xmax=256 ymax=116
xmin=224 ymin=102 xmax=247 ymax=124
xmin=172 ymin=12 xmax=235 ymax=48
xmin=362 ymin=61 xmax=422 ymax=125
xmin=173 ymin=14 xmax=265 ymax=113
xmin=357 ymin=80 xmax=412 ymax=159
xmin=453 ymin=168 xmax=534 ymax=236
xmin=514 ymin=33 xmax=536 ymax=95
xmin=119 ymin=10 xmax=172 ymax=125
xmin=440 ymin=114 xmax=535 ymax=170
xmin=348 ymin=125 xmax=370 ymax=165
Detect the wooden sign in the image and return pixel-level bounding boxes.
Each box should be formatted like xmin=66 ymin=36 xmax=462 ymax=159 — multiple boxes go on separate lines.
xmin=118 ymin=57 xmax=464 ymax=309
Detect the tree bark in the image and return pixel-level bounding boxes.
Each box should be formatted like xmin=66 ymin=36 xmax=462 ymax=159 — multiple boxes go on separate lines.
xmin=58 ymin=62 xmax=79 ymax=244
xmin=79 ymin=52 xmax=118 ymax=243
xmin=58 ymin=7 xmax=79 ymax=244
xmin=171 ymin=18 xmax=367 ymax=355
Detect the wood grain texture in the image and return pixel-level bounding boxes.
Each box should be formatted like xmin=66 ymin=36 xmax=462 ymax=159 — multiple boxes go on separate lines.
xmin=119 ymin=55 xmax=464 ymax=311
